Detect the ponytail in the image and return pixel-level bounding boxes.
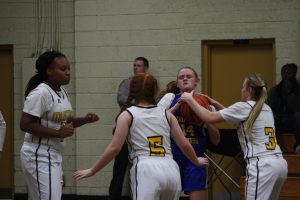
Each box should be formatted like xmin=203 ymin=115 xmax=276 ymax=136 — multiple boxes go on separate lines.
xmin=244 ymin=74 xmax=268 ymax=138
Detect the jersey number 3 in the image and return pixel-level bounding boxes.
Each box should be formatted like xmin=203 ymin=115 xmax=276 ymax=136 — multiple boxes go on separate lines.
xmin=265 ymin=127 xmax=276 ymax=150
xmin=148 ymin=136 xmax=166 ymax=156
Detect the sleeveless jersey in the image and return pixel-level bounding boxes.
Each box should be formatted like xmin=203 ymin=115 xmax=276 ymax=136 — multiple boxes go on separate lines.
xmin=126 ymin=105 xmax=172 ymax=160
xmin=219 ymin=101 xmax=282 ymax=159
xmin=169 ymin=94 xmax=206 ymax=156
xmin=23 ymin=83 xmax=72 ymax=151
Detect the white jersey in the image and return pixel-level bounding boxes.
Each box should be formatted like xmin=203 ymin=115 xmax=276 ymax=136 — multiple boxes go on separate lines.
xmin=0 ymin=112 xmax=6 ymax=151
xmin=219 ymin=101 xmax=282 ymax=159
xmin=22 ymin=83 xmax=72 ymax=151
xmin=126 ymin=105 xmax=182 ymax=200
xmin=157 ymin=93 xmax=175 ymax=109
xmin=126 ymin=105 xmax=172 ymax=160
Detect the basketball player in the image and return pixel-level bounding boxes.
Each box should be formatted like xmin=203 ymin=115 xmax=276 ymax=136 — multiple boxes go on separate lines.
xmin=158 ymin=67 xmax=220 ymax=200
xmin=180 ymin=74 xmax=288 ymax=200
xmin=20 ymin=51 xmax=99 ymax=200
xmin=0 ymin=111 xmax=6 ymax=159
xmin=74 ymin=73 xmax=209 ymax=200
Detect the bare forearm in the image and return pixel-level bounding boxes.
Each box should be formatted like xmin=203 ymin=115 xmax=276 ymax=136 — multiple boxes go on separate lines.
xmin=179 ymin=142 xmax=200 ymax=166
xmin=210 ymin=100 xmax=225 ymax=111
xmin=20 ymin=123 xmax=61 ymax=138
xmin=68 ymin=117 xmax=86 ymax=128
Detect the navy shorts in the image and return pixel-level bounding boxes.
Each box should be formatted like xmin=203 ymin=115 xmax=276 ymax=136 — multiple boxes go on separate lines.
xmin=173 ymin=153 xmax=207 ymax=193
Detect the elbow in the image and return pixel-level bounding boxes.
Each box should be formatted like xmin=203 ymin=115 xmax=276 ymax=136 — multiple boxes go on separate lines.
xmin=110 ymin=145 xmax=122 ymax=157
xmin=211 ymin=138 xmax=220 ymax=145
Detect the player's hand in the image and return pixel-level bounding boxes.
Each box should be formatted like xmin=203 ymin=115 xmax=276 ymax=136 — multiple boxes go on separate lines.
xmin=73 ymin=168 xmax=94 ymax=181
xmin=197 ymin=157 xmax=209 ymax=166
xmin=58 ymin=122 xmax=74 ymax=138
xmin=180 ymin=90 xmax=194 ymax=103
xmin=84 ymin=113 xmax=99 ymax=124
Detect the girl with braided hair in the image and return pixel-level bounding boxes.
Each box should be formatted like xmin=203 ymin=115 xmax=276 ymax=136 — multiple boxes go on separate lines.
xmin=74 ymin=73 xmax=208 ymax=200
xmin=20 ymin=51 xmax=99 ymax=200
xmin=180 ymin=74 xmax=288 ymax=200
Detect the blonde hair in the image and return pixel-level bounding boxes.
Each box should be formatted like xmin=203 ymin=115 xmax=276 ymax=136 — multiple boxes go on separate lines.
xmin=244 ymin=74 xmax=268 ymax=138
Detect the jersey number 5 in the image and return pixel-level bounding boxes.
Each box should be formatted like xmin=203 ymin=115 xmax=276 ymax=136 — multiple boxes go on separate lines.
xmin=148 ymin=136 xmax=166 ymax=156
xmin=265 ymin=127 xmax=276 ymax=150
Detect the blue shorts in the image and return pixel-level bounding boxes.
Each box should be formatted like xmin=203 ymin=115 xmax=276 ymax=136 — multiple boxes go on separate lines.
xmin=173 ymin=153 xmax=207 ymax=194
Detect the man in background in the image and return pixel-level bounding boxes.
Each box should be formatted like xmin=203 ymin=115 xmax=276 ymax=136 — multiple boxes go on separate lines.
xmin=109 ymin=57 xmax=149 ymax=200
xmin=268 ymin=63 xmax=300 ymax=154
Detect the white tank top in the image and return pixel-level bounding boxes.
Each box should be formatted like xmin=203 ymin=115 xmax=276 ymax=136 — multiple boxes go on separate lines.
xmin=126 ymin=105 xmax=172 ymax=160
xmin=219 ymin=101 xmax=282 ymax=159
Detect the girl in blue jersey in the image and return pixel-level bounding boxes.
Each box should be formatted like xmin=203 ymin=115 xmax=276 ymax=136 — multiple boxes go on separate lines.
xmin=159 ymin=67 xmax=220 ymax=200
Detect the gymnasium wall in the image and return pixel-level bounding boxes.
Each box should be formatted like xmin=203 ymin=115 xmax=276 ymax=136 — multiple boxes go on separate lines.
xmin=0 ymin=0 xmax=299 ymax=197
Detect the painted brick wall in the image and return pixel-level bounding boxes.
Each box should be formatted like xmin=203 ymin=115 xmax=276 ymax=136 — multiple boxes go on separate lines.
xmin=0 ymin=0 xmax=76 ymax=194
xmin=74 ymin=0 xmax=300 ymax=196
xmin=0 ymin=0 xmax=299 ymax=197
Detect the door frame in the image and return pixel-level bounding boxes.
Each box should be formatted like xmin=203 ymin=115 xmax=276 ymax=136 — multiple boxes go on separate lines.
xmin=202 ymin=39 xmax=276 ymax=96
xmin=0 ymin=45 xmax=14 ymax=199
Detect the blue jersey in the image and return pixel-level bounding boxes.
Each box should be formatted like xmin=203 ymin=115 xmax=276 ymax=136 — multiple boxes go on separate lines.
xmin=170 ymin=94 xmax=207 ymax=156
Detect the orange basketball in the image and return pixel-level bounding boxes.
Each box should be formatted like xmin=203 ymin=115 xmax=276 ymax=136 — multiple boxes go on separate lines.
xmin=180 ymin=93 xmax=210 ymax=124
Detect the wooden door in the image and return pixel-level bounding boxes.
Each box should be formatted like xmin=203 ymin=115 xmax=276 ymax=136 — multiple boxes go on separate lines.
xmin=0 ymin=45 xmax=14 ymax=199
xmin=203 ymin=39 xmax=276 ymax=128
xmin=202 ymin=39 xmax=276 ymax=199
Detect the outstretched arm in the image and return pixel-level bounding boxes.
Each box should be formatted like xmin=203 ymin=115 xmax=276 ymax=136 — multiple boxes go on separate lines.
xmin=181 ymin=92 xmax=224 ymax=123
xmin=68 ymin=112 xmax=99 ymax=128
xmin=73 ymin=111 xmax=130 ymax=181
xmin=168 ymin=112 xmax=208 ymax=166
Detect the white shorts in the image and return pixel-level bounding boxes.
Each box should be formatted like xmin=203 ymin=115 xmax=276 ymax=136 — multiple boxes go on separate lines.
xmin=130 ymin=156 xmax=181 ymax=200
xmin=20 ymin=142 xmax=63 ymax=200
xmin=245 ymin=154 xmax=288 ymax=200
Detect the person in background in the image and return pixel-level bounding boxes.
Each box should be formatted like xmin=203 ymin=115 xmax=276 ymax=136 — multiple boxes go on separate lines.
xmin=109 ymin=57 xmax=149 ymax=200
xmin=268 ymin=63 xmax=300 ymax=154
xmin=157 ymin=80 xmax=180 ymax=108
xmin=0 ymin=111 xmax=6 ymax=159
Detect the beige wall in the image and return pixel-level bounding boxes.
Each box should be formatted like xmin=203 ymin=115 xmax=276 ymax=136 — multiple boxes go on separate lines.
xmin=0 ymin=0 xmax=299 ymax=196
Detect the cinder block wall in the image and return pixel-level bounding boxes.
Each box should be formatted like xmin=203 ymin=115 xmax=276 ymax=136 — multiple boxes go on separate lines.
xmin=0 ymin=0 xmax=76 ymax=194
xmin=0 ymin=0 xmax=299 ymax=197
xmin=74 ymin=0 xmax=300 ymax=196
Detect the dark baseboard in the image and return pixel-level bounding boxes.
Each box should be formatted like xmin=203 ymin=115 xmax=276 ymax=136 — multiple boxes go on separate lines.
xmin=0 ymin=188 xmax=13 ymax=198
xmin=14 ymin=193 xmax=189 ymax=200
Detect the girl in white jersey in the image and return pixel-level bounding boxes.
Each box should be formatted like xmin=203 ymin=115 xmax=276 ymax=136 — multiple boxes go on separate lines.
xmin=180 ymin=74 xmax=288 ymax=200
xmin=20 ymin=51 xmax=99 ymax=200
xmin=74 ymin=73 xmax=209 ymax=200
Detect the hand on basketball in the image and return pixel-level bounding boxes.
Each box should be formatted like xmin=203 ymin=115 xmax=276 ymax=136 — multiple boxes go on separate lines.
xmin=73 ymin=168 xmax=94 ymax=181
xmin=180 ymin=90 xmax=194 ymax=103
xmin=198 ymin=157 xmax=209 ymax=166
xmin=84 ymin=112 xmax=99 ymax=123
xmin=58 ymin=122 xmax=74 ymax=138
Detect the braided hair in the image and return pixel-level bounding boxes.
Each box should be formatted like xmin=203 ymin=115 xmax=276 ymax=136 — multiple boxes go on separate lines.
xmin=25 ymin=51 xmax=66 ymax=97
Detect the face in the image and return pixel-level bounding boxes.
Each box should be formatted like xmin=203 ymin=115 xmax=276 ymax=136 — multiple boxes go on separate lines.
xmin=176 ymin=68 xmax=199 ymax=92
xmin=133 ymin=59 xmax=148 ymax=74
xmin=241 ymin=79 xmax=252 ymax=101
xmin=47 ymin=57 xmax=71 ymax=86
xmin=281 ymin=67 xmax=295 ymax=81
